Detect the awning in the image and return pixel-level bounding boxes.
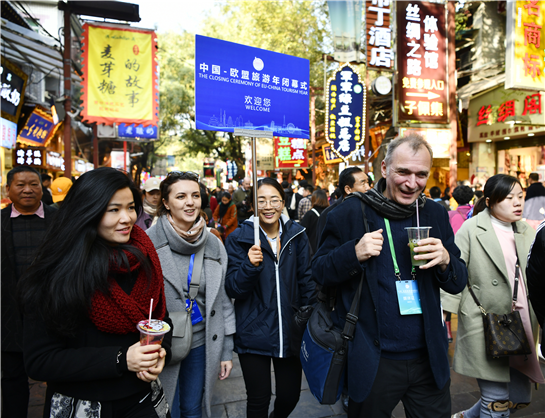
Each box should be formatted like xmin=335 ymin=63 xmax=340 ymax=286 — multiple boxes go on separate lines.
xmin=457 ymin=73 xmax=505 ymax=109
xmin=0 ymin=18 xmax=81 ymax=85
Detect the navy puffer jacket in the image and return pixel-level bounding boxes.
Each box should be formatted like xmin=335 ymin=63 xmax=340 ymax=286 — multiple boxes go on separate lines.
xmin=225 ymin=215 xmax=315 ymax=358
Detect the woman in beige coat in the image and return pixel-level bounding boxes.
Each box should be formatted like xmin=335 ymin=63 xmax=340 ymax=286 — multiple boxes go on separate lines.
xmin=443 ymin=175 xmax=543 ymax=418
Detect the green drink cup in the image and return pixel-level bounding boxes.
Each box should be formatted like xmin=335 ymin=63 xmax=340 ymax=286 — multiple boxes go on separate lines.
xmin=405 ymin=227 xmax=432 ymax=267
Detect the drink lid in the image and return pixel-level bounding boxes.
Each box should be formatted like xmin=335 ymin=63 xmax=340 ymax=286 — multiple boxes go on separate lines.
xmin=137 ymin=320 xmax=170 ymax=334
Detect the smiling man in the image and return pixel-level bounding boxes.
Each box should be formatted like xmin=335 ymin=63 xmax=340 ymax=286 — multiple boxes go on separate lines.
xmin=312 ymin=134 xmax=468 ymax=418
xmin=1 ymin=166 xmax=58 ymax=417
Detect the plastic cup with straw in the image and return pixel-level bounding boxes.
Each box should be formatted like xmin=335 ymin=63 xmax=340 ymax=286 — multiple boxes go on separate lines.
xmin=136 ymin=298 xmax=171 ymax=347
xmin=405 ymin=198 xmax=432 ymax=267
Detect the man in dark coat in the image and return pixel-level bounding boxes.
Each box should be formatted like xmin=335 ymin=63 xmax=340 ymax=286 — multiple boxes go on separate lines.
xmin=312 ymin=135 xmax=467 ymax=418
xmin=525 ymin=172 xmax=545 ymax=201
xmin=527 ymin=220 xmax=545 ymax=358
xmin=2 ymin=166 xmax=57 ymax=417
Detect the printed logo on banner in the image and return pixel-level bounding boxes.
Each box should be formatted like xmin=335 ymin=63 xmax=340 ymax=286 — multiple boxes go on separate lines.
xmin=397 ymin=1 xmax=448 ymax=124
xmin=325 ymin=63 xmax=366 ymax=162
xmin=195 ymin=35 xmax=310 ymax=139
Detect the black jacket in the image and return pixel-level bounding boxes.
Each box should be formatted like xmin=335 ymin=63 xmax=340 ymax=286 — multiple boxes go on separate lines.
xmin=525 ymin=182 xmax=545 ymax=201
xmin=299 ymin=206 xmax=326 ymax=255
xmin=225 ymin=216 xmax=315 ymax=357
xmin=286 ymin=192 xmax=303 ymax=220
xmin=527 ymin=222 xmax=545 ymax=332
xmin=1 ymin=204 xmax=57 ymax=352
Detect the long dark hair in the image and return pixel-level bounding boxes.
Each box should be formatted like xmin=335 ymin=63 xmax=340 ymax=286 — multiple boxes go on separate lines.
xmin=19 ymin=167 xmax=147 ymax=337
xmin=473 ymin=174 xmax=521 ymax=217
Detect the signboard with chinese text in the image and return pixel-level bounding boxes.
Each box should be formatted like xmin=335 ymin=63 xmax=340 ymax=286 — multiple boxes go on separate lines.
xmin=397 ymin=1 xmax=448 ymax=123
xmin=505 ymin=1 xmax=545 ymax=91
xmin=46 ymin=151 xmax=65 ymax=171
xmin=195 ymin=35 xmax=310 ymax=139
xmin=468 ymin=87 xmax=545 ymax=143
xmin=1 ymin=57 xmax=28 ymax=124
xmin=226 ymin=160 xmax=238 ymax=181
xmin=274 ymin=136 xmax=309 ymax=169
xmin=17 ymin=108 xmax=55 ymax=146
xmin=15 ymin=147 xmax=45 ymax=168
xmin=256 ymin=137 xmax=274 ymax=170
xmin=81 ymin=23 xmax=159 ymax=126
xmin=323 ymin=144 xmax=344 ymax=164
xmin=366 ymin=0 xmax=394 ymax=69
xmin=118 ymin=123 xmax=158 ymax=139
xmin=325 ymin=63 xmax=366 ymax=162
xmin=399 ymin=127 xmax=450 ymax=158
xmin=328 ymin=1 xmax=364 ymax=62
xmin=1 ymin=117 xmax=17 ymax=149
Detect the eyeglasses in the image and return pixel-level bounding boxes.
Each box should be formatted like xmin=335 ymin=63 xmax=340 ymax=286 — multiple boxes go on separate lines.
xmin=166 ymin=171 xmax=200 ymax=181
xmin=257 ymin=199 xmax=283 ymax=209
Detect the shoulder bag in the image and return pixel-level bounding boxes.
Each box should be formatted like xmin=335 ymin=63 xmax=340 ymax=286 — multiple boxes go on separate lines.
xmin=300 ymin=197 xmax=368 ymax=405
xmin=467 ymin=256 xmax=531 ymax=358
xmin=169 ymin=245 xmax=205 ymax=364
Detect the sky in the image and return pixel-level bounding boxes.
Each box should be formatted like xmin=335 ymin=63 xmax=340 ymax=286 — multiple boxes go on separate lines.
xmin=131 ymin=0 xmax=220 ymax=34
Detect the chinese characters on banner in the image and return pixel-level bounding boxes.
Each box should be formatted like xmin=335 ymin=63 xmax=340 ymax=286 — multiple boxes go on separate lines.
xmin=1 ymin=117 xmax=17 ymax=149
xmin=81 ymin=23 xmax=158 ymax=126
xmin=366 ymin=0 xmax=394 ymax=69
xmin=397 ymin=1 xmax=448 ymax=123
xmin=226 ymin=160 xmax=238 ymax=181
xmin=1 ymin=57 xmax=28 ymax=123
xmin=325 ymin=64 xmax=366 ymax=162
xmin=505 ymin=1 xmax=544 ymax=90
xmin=118 ymin=123 xmax=158 ymax=139
xmin=274 ymin=137 xmax=309 ymax=168
xmin=17 ymin=108 xmax=56 ymax=146
xmin=15 ymin=147 xmax=44 ymax=168
xmin=468 ymin=87 xmax=545 ymax=142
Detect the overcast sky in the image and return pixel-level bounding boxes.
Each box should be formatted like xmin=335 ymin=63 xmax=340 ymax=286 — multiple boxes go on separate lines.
xmin=131 ymin=0 xmax=220 ymax=34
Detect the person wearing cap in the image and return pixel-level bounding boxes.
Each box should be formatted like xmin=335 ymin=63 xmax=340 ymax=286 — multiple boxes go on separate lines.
xmin=50 ymin=177 xmax=73 ymax=209
xmin=135 ymin=178 xmax=161 ymax=231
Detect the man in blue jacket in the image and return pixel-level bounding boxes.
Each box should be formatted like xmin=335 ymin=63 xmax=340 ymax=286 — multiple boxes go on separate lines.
xmin=312 ymin=134 xmax=468 ymax=418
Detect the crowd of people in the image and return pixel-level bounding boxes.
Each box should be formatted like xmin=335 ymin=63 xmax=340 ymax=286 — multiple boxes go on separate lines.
xmin=1 ymin=133 xmax=544 ymax=418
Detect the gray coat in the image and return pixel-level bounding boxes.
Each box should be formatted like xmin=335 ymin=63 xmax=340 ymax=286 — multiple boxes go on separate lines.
xmin=441 ymin=209 xmax=539 ymax=382
xmin=147 ymin=217 xmax=236 ymax=417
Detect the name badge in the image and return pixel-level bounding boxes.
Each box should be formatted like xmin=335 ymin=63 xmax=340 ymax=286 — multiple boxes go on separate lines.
xmin=186 ymin=299 xmax=204 ymax=325
xmin=395 ymin=280 xmax=423 ymax=315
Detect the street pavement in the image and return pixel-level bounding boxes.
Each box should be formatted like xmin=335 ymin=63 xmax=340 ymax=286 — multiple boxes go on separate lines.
xmin=28 ymin=315 xmax=545 ymax=417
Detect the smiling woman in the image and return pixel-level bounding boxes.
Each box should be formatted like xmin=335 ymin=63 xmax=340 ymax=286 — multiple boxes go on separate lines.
xmin=19 ymin=167 xmax=172 ymax=417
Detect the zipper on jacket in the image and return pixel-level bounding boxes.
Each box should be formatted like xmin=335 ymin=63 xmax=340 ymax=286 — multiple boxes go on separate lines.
xmin=275 ymin=228 xmax=305 ymax=358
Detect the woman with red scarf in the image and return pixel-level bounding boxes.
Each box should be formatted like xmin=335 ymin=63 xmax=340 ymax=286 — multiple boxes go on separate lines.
xmin=20 ymin=167 xmax=172 ymax=418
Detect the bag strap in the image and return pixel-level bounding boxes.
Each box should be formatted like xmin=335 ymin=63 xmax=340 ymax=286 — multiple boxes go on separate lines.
xmin=188 ymin=245 xmax=205 ymax=301
xmin=341 ymin=196 xmax=369 ymax=341
xmin=311 ymin=208 xmax=320 ymax=217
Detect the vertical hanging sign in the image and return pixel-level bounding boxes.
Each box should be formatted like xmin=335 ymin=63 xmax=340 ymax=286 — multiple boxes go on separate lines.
xmin=325 ymin=64 xmax=366 ymax=162
xmin=366 ymin=0 xmax=394 ymax=69
xmin=81 ymin=23 xmax=159 ymax=126
xmin=274 ymin=136 xmax=309 ymax=168
xmin=505 ymin=0 xmax=545 ymax=90
xmin=397 ymin=1 xmax=448 ymax=124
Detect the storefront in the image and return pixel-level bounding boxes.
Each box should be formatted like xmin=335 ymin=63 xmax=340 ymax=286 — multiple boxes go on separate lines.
xmin=468 ymin=87 xmax=545 ymax=185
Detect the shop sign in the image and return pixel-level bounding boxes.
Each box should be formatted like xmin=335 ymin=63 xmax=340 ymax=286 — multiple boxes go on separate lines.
xmin=322 ymin=145 xmax=343 ymax=164
xmin=274 ymin=136 xmax=308 ymax=169
xmin=468 ymin=87 xmax=545 ymax=143
xmin=327 ymin=1 xmax=364 ymax=62
xmin=15 ymin=147 xmax=44 ymax=168
xmin=1 ymin=57 xmax=28 ymax=124
xmin=325 ymin=63 xmax=366 ymax=162
xmin=17 ymin=108 xmax=55 ymax=146
xmin=256 ymin=137 xmax=274 ymax=170
xmin=397 ymin=1 xmax=448 ymax=123
xmin=118 ymin=123 xmax=158 ymax=139
xmin=399 ymin=127 xmax=450 ymax=158
xmin=81 ymin=23 xmax=159 ymax=126
xmin=110 ymin=150 xmax=130 ymax=170
xmin=366 ymin=0 xmax=394 ymax=69
xmin=226 ymin=160 xmax=237 ymax=181
xmin=505 ymin=0 xmax=545 ymax=91
xmin=195 ymin=35 xmax=310 ymax=139
xmin=1 ymin=117 xmax=17 ymax=149
xmin=46 ymin=151 xmax=65 ymax=171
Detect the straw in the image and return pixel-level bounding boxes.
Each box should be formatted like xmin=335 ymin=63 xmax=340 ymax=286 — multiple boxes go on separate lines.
xmin=415 ymin=200 xmax=420 ymax=240
xmin=147 ymin=298 xmax=153 ymax=345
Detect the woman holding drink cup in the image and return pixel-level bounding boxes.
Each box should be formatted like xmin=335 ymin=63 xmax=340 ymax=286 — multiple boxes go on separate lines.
xmin=442 ymin=174 xmax=544 ymax=418
xmin=20 ymin=167 xmax=172 ymax=417
xmin=146 ymin=171 xmax=236 ymax=418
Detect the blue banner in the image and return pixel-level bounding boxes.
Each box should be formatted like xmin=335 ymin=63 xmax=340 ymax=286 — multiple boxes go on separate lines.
xmin=118 ymin=123 xmax=158 ymax=139
xmin=325 ymin=64 xmax=366 ymax=162
xmin=18 ymin=111 xmax=55 ymax=146
xmin=195 ymin=35 xmax=310 ymax=139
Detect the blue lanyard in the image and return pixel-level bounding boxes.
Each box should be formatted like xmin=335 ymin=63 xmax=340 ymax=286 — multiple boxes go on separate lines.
xmin=187 ymin=253 xmax=195 ymax=292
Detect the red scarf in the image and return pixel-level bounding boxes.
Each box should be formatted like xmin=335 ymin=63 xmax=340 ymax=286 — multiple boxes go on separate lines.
xmin=89 ymin=225 xmax=166 ymax=334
